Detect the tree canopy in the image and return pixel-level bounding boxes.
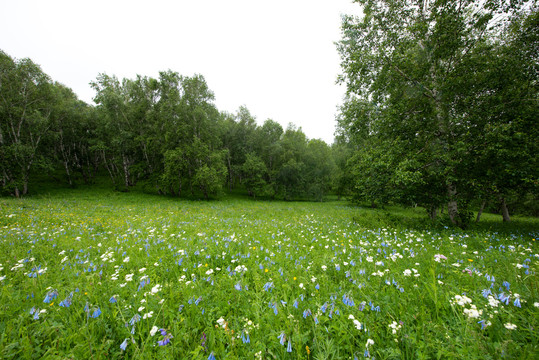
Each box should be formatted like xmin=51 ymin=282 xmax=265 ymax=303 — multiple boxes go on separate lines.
xmin=336 ymin=0 xmax=538 ymax=226
xmin=0 ymin=51 xmax=337 ymax=202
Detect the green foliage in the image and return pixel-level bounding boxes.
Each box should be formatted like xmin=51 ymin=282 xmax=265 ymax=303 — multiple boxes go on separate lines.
xmin=241 ymin=153 xmax=267 ymax=199
xmin=1 ymin=48 xmax=340 ymax=202
xmin=0 ymin=51 xmax=56 ymax=197
xmin=336 ymin=1 xmax=538 ymax=226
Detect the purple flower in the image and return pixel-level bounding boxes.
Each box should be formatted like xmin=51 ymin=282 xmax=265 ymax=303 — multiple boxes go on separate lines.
xmin=30 ymin=307 xmax=40 ymax=320
xmin=157 ymin=329 xmax=173 ymax=346
xmin=43 ymin=290 xmax=58 ymax=303
xmin=498 ymin=292 xmax=510 ymax=305
xmin=201 ymin=332 xmax=207 ymax=350
xmin=343 ymin=294 xmax=355 ymax=307
xmin=320 ymin=302 xmax=328 ymax=313
xmin=278 ymin=331 xmax=286 ymax=346
xmin=241 ymin=330 xmax=250 ymax=344
xmin=263 ymin=282 xmax=274 ymax=292
xmin=158 ymin=337 xmax=170 ymax=346
xmin=120 ymin=338 xmax=128 ymax=351
xmin=59 ymin=292 xmax=73 ymax=308
xmin=91 ymin=307 xmax=101 ymax=318
xmin=478 ymin=320 xmax=487 ymax=330
xmin=129 ymin=314 xmax=141 ymax=325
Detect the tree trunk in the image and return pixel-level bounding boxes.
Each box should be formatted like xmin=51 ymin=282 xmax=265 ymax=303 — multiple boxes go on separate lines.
xmin=122 ymin=155 xmax=131 ymax=190
xmin=202 ymin=186 xmax=208 ymax=200
xmin=141 ymin=142 xmax=153 ymax=174
xmin=102 ymin=151 xmax=116 ymax=186
xmin=59 ymin=132 xmax=73 ymax=186
xmin=63 ymin=159 xmax=73 ymax=186
xmin=227 ymin=155 xmax=233 ymax=191
xmin=447 ymin=183 xmax=460 ymax=227
xmin=188 ymin=168 xmax=194 ymax=196
xmin=428 ymin=205 xmax=438 ymax=220
xmin=476 ymin=200 xmax=486 ymax=223
xmin=178 ymin=169 xmax=182 ymax=197
xmin=500 ymin=197 xmax=511 ymax=222
xmin=22 ymin=165 xmax=30 ymax=195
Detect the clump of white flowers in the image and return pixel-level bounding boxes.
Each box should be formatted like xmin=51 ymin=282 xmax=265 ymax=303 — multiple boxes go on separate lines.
xmin=403 ymin=269 xmax=412 ymax=276
xmin=504 ymin=323 xmax=517 ymax=330
xmin=463 ymin=304 xmax=482 ymax=319
xmin=487 ymin=295 xmax=500 ymax=308
xmin=450 ymin=294 xmax=482 ymax=319
xmin=234 ymin=265 xmax=247 ymax=273
xmin=388 ymin=321 xmax=402 ymax=335
xmin=348 ymin=314 xmax=362 ymax=330
xmin=451 ymin=294 xmax=472 ymax=306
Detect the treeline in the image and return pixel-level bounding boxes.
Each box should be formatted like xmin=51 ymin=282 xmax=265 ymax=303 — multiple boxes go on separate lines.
xmin=1 ymin=1 xmax=538 ymax=227
xmin=0 ymin=51 xmax=336 ymax=200
xmin=334 ymin=1 xmax=538 ymax=226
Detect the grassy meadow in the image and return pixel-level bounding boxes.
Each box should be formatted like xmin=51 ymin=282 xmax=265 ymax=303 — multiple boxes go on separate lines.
xmin=0 ymin=189 xmax=537 ymax=359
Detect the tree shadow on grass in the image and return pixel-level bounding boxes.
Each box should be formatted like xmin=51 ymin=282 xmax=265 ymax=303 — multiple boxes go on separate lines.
xmin=350 ymin=204 xmax=539 ymax=237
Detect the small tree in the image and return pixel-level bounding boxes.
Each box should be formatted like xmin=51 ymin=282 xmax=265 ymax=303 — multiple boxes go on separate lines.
xmin=242 ymin=153 xmax=267 ymax=198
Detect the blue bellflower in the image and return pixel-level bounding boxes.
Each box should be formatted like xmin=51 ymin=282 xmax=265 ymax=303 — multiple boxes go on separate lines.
xmin=120 ymin=338 xmax=128 ymax=351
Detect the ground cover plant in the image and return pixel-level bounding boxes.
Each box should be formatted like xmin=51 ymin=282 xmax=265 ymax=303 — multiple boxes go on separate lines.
xmin=0 ymin=190 xmax=537 ymax=359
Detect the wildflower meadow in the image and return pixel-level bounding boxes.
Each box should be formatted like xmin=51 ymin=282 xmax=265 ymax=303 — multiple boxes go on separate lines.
xmin=0 ymin=191 xmax=537 ymax=359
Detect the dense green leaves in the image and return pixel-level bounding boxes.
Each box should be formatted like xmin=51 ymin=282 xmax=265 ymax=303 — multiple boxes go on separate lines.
xmin=0 ymin=51 xmax=56 ymax=196
xmin=0 ymin=50 xmax=338 ymax=201
xmin=336 ymin=0 xmax=538 ymax=226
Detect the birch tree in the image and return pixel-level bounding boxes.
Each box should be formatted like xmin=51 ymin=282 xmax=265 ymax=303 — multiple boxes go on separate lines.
xmin=337 ymin=0 xmax=534 ymax=227
xmin=0 ymin=51 xmax=54 ymax=196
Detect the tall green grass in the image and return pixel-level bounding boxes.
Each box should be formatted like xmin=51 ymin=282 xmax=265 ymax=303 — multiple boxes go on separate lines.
xmin=0 ymin=189 xmax=537 ymax=359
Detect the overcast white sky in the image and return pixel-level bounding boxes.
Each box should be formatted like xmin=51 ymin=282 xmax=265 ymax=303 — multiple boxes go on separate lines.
xmin=1 ymin=0 xmax=361 ymax=143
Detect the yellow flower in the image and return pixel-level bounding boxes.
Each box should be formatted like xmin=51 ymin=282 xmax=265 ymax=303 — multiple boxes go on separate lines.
xmin=306 ymin=345 xmax=310 ymax=355
xmin=468 ymin=259 xmax=473 ymax=262
xmin=265 ymin=269 xmax=268 ymax=273
xmin=293 ymin=277 xmax=297 ymax=281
